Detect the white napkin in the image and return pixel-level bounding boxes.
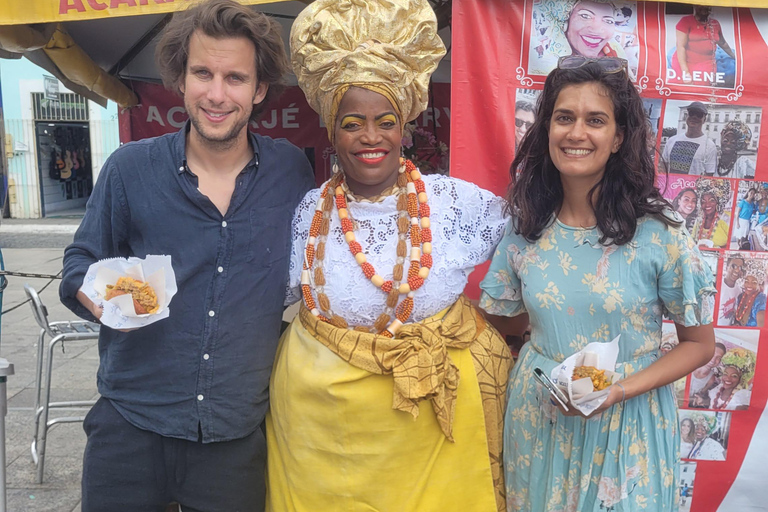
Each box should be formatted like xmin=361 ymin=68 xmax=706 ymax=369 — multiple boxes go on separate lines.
xmin=80 ymin=255 xmax=177 ymax=330
xmin=551 ymin=335 xmax=622 ymax=416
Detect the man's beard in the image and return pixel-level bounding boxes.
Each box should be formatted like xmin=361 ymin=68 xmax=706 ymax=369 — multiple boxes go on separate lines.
xmin=189 ymin=111 xmax=251 ymax=151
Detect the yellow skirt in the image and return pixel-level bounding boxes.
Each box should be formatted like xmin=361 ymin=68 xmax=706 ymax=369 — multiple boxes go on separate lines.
xmin=266 ymin=314 xmax=501 ymax=511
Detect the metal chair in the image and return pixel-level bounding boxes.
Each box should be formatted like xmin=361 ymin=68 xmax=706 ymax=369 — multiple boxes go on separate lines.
xmin=24 ymin=284 xmax=100 ymax=484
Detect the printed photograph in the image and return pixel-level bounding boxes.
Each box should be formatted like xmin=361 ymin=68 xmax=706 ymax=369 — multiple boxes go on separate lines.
xmin=687 ymin=328 xmax=759 ymax=410
xmin=660 ymin=100 xmax=760 ymax=178
xmin=528 ymin=0 xmax=639 ymax=79
xmin=644 ymin=98 xmax=663 ymax=153
xmin=514 ymin=88 xmax=541 ymax=152
xmin=678 ymin=462 xmax=697 ymax=511
xmin=731 ymin=181 xmax=768 ymax=250
xmin=716 ymin=253 xmax=768 ymax=328
xmin=679 ymin=410 xmax=731 ymax=461
xmin=664 ymin=4 xmax=738 ymax=88
xmin=658 ymin=175 xmax=734 ymax=248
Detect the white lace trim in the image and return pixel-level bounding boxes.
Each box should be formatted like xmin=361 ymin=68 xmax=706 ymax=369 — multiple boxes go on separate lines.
xmin=286 ymin=174 xmax=508 ymax=326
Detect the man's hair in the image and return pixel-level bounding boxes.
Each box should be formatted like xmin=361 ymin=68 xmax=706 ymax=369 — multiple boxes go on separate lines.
xmin=155 ymin=0 xmax=290 ymax=121
xmin=726 ymin=255 xmax=745 ymax=266
xmin=515 ymin=100 xmax=535 ymax=114
xmin=715 ymin=342 xmax=727 ymax=353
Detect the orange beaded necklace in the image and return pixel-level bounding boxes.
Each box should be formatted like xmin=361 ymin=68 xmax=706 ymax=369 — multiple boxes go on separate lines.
xmin=301 ymin=158 xmax=433 ymax=337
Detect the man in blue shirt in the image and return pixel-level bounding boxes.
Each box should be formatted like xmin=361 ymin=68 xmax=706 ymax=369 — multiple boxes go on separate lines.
xmin=59 ymin=1 xmax=314 ymax=510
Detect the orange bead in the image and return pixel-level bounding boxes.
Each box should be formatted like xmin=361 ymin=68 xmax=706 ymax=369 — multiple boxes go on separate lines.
xmin=309 ymin=212 xmax=323 ymax=237
xmin=335 ymin=194 xmax=347 ymax=210
xmin=381 ymin=280 xmax=393 ymax=293
xmin=408 ymin=261 xmax=420 ymax=278
xmin=361 ymin=262 xmax=375 ymax=279
xmin=410 ymin=225 xmax=421 ymax=245
xmin=306 ymin=244 xmax=315 ymax=268
xmin=349 ymin=241 xmax=362 ymax=254
xmin=302 ymin=285 xmax=316 ymax=310
xmin=408 ymin=275 xmax=424 ymax=291
xmin=341 ymin=218 xmax=354 ymax=233
xmin=395 ymin=297 xmax=414 ymax=320
xmin=419 ymin=203 xmax=430 ymax=218
xmin=421 ymin=228 xmax=432 ymax=243
xmin=414 ymin=180 xmax=426 ymax=193
xmin=421 ymin=254 xmax=433 ymax=268
xmin=407 ymin=194 xmax=418 ymax=217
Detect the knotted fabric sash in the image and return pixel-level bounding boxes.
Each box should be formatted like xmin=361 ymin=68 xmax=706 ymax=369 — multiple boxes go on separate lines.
xmin=298 ymin=294 xmax=512 ymax=512
xmin=299 ymin=293 xmax=511 ymax=434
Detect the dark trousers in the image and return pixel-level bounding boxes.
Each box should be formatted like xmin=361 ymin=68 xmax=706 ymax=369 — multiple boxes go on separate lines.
xmin=82 ymin=398 xmax=266 ymax=512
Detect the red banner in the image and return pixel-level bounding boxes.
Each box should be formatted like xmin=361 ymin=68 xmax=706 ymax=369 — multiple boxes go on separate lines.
xmin=452 ymin=1 xmax=768 ymax=510
xmin=119 ymin=81 xmax=450 ymax=186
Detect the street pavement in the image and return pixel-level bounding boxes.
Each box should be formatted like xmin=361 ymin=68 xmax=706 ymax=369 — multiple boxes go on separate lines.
xmin=1 ymin=220 xmax=88 ymax=512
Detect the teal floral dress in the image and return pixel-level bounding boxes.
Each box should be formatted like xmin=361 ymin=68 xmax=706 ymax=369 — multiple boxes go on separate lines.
xmin=479 ymin=215 xmax=715 ymax=512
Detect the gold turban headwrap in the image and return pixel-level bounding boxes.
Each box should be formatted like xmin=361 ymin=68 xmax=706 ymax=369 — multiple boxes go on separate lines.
xmin=290 ymin=0 xmax=446 ymax=141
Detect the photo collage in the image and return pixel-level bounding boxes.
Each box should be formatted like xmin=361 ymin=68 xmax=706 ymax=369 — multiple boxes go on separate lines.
xmin=515 ymin=2 xmax=760 ymax=510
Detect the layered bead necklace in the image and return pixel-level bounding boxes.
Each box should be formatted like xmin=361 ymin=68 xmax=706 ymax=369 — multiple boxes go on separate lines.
xmin=301 ymin=158 xmax=432 ymax=337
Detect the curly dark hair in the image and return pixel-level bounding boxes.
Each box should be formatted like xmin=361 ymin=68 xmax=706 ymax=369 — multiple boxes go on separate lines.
xmin=508 ymin=62 xmax=678 ymax=246
xmin=155 ymin=0 xmax=290 ymax=121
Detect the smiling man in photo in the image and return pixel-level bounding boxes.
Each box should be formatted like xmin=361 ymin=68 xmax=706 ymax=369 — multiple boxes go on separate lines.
xmin=661 ymin=102 xmax=717 ymax=176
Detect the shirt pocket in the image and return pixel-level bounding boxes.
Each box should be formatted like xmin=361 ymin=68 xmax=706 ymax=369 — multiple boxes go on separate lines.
xmin=247 ymin=206 xmax=292 ymax=266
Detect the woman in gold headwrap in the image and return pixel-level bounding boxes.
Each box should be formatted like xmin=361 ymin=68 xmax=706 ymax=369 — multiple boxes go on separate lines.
xmin=265 ymin=1 xmax=511 ymax=511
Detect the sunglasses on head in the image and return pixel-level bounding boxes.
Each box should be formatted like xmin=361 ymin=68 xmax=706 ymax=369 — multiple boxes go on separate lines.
xmin=515 ymin=118 xmax=533 ymax=129
xmin=557 ymin=55 xmax=628 ymax=74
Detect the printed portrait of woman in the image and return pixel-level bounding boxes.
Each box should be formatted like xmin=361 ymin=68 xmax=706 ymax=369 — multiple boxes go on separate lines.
xmin=732 ymin=258 xmax=767 ymax=328
xmin=680 ymin=417 xmax=696 ymax=458
xmin=717 ymin=121 xmax=756 ymax=178
xmin=690 ymin=178 xmax=732 ymax=248
xmin=528 ymin=0 xmax=639 ymax=78
xmin=666 ymin=5 xmax=738 ymax=88
xmin=707 ymin=348 xmax=756 ymax=410
xmin=672 ymin=187 xmax=699 ymax=230
xmin=680 ymin=411 xmax=729 ymax=461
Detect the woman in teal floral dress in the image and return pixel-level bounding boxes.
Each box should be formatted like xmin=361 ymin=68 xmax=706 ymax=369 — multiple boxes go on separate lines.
xmin=480 ymin=57 xmax=716 ymax=512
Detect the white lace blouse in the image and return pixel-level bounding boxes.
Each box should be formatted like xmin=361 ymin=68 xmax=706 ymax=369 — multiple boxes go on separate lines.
xmin=286 ymin=174 xmax=508 ymax=326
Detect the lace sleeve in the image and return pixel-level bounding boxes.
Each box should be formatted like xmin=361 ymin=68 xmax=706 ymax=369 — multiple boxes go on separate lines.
xmin=284 ymin=188 xmax=323 ymax=306
xmin=426 ymin=175 xmax=509 ymax=269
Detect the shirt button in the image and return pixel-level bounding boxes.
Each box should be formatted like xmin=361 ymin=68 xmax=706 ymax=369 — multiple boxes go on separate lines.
xmin=222 ymin=221 xmax=228 ymax=228
xmin=179 ymin=166 xmax=184 ymax=171
xmin=197 ymin=394 xmax=204 ymax=401
xmin=203 ymin=354 xmax=210 ymax=360
xmin=217 ymin=266 xmax=224 ymax=273
xmin=208 ymin=310 xmax=215 ymax=317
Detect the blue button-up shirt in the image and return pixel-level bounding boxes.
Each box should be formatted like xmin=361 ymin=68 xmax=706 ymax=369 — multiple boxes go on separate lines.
xmin=60 ymin=123 xmax=314 ymax=442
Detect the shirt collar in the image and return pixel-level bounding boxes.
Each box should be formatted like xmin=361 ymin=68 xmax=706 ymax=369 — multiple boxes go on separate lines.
xmin=174 ymin=120 xmax=260 ymax=175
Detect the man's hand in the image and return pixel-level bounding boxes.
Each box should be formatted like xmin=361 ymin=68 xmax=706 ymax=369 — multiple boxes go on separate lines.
xmin=76 ymin=290 xmax=135 ymax=332
xmin=77 ymin=290 xmax=103 ymax=321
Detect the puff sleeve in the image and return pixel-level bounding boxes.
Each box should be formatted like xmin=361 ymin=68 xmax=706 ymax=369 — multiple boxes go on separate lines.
xmin=658 ymin=223 xmax=717 ymax=326
xmin=478 ymin=223 xmax=528 ymax=318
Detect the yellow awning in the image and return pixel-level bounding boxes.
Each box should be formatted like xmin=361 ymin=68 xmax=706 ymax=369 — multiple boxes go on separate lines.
xmin=0 ymin=0 xmax=293 ymax=26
